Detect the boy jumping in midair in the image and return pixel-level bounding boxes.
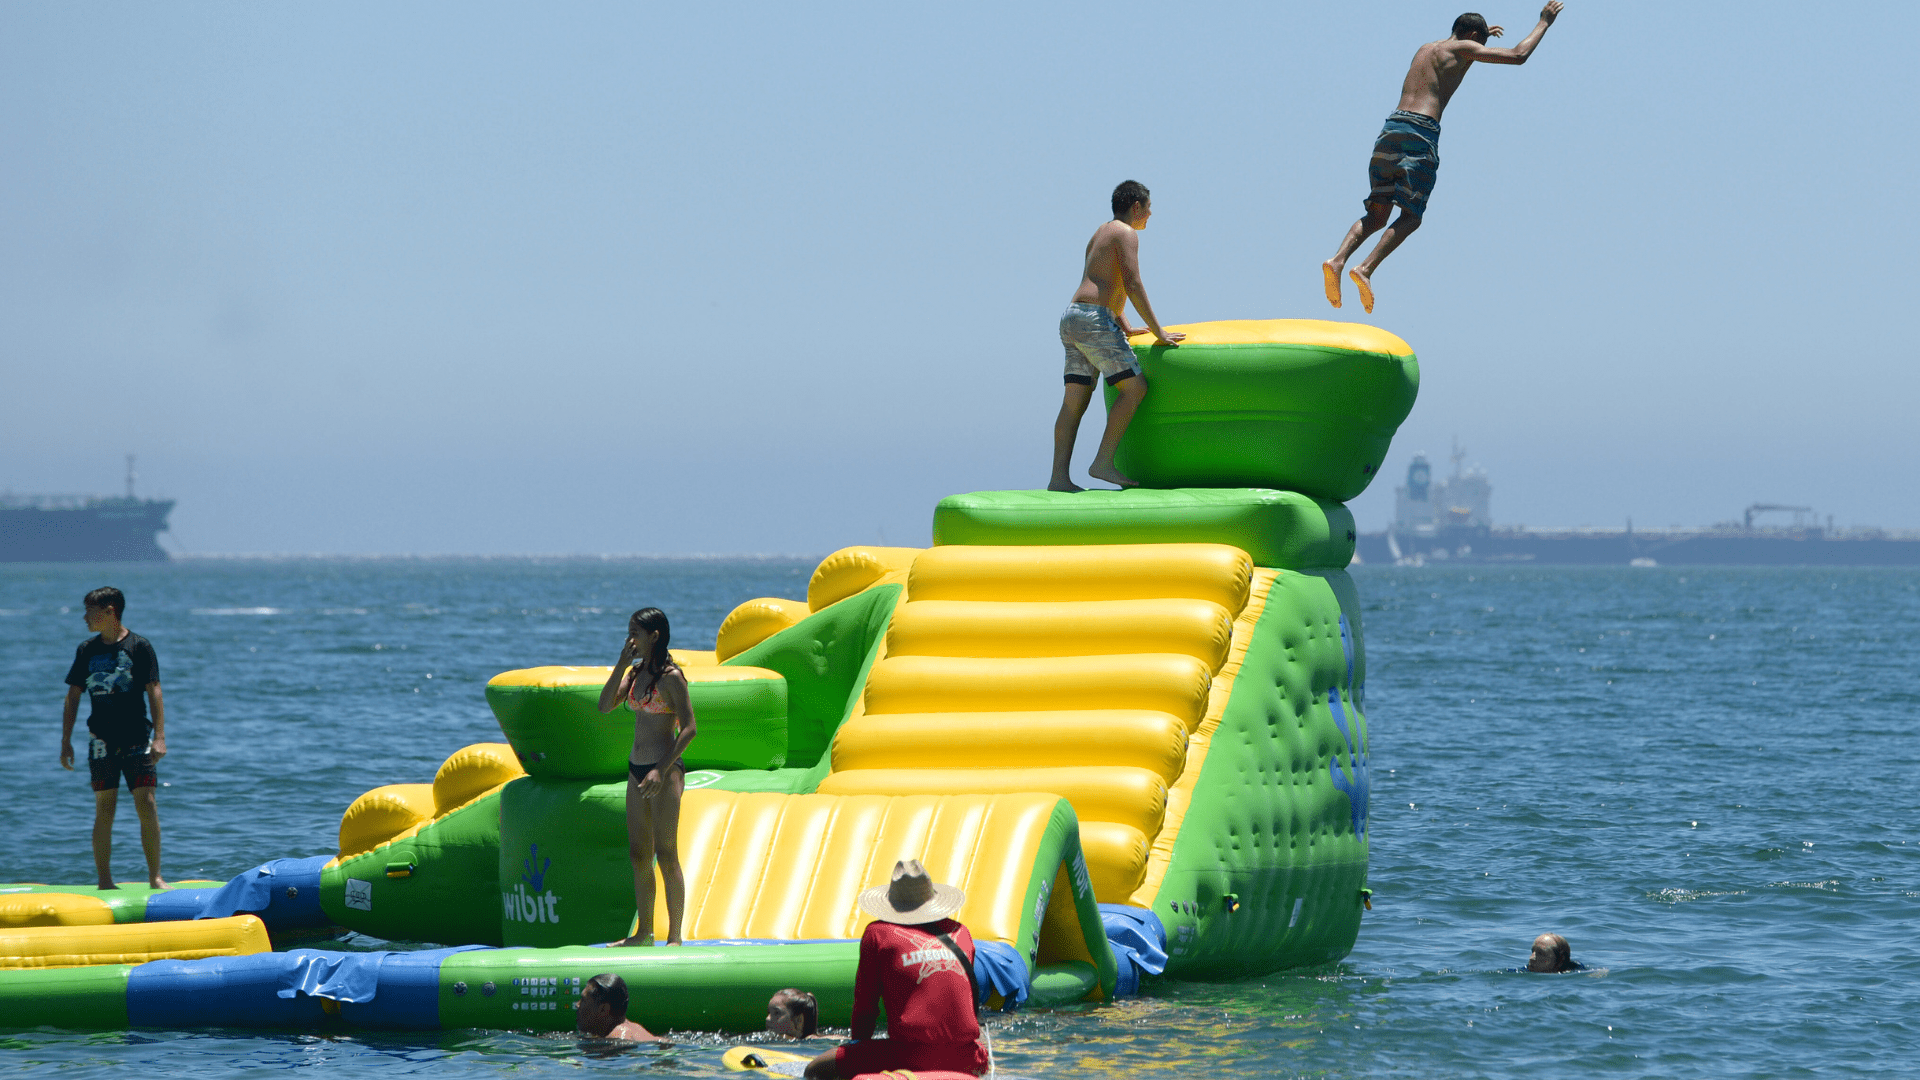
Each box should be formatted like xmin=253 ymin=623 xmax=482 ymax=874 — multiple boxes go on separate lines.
xmin=1050 ymin=180 xmax=1183 ymax=492
xmin=1324 ymin=4 xmax=1564 ymax=313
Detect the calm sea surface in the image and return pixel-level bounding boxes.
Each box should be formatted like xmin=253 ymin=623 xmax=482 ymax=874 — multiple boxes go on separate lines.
xmin=2 ymin=559 xmax=1915 ymax=1077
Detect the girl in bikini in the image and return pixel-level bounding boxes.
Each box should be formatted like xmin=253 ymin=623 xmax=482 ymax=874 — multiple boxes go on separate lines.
xmin=596 ymin=607 xmax=697 ymax=946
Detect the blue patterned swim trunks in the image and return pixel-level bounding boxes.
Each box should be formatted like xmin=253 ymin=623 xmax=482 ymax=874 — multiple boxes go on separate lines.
xmin=1366 ymin=110 xmax=1441 ymax=218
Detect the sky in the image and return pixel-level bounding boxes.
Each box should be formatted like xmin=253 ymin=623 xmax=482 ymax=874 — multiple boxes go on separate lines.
xmin=2 ymin=1 xmax=1913 ymax=553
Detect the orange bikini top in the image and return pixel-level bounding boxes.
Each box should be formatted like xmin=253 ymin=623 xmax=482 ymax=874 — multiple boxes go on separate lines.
xmin=628 ymin=665 xmax=678 ymax=716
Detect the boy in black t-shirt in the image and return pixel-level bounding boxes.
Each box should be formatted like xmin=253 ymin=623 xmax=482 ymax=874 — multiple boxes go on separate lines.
xmin=60 ymin=586 xmax=168 ymax=890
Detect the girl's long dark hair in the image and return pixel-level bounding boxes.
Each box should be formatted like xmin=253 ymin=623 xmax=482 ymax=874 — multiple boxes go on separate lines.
xmin=629 ymin=607 xmax=676 ymax=699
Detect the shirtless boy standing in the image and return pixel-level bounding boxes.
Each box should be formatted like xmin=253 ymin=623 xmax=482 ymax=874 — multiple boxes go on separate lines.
xmin=1323 ymin=4 xmax=1564 ymax=313
xmin=1050 ymin=180 xmax=1183 ymax=492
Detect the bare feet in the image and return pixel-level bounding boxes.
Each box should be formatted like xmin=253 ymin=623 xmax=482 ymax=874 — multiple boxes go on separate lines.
xmin=1046 ymin=479 xmax=1085 ymax=493
xmin=1087 ymin=462 xmax=1139 ymax=488
xmin=149 ymin=878 xmax=168 ymax=890
xmin=612 ymin=934 xmax=655 ymax=947
xmin=97 ymin=881 xmax=120 ymax=891
xmin=1322 ymin=261 xmax=1343 ymax=308
xmin=1348 ymin=269 xmax=1375 ymax=314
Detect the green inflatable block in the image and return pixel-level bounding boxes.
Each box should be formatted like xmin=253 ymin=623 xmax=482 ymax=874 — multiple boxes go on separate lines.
xmin=723 ymin=584 xmax=901 ymax=771
xmin=932 ymin=488 xmax=1356 ymax=570
xmin=1026 ymin=961 xmax=1099 ymax=1007
xmin=320 ymin=789 xmax=507 ymax=946
xmin=1152 ymin=568 xmax=1370 ymax=976
xmin=0 ymin=964 xmax=131 ymax=1029
xmin=487 ymin=667 xmax=789 ymax=780
xmin=498 ymin=777 xmax=634 ymax=947
xmin=1101 ymin=319 xmax=1419 ymax=500
xmin=686 ymin=767 xmax=816 ymax=794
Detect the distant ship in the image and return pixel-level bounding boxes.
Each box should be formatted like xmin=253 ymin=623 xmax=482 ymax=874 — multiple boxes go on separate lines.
xmin=0 ymin=456 xmax=173 ymax=563
xmin=1356 ymin=445 xmax=1920 ymax=567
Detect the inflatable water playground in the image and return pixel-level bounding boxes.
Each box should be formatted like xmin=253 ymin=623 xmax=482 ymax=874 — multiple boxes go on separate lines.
xmin=0 ymin=319 xmax=1417 ymax=1033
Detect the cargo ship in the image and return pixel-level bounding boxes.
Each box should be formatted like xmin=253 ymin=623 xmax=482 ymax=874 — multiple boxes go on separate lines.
xmin=0 ymin=456 xmax=173 ymax=562
xmin=1356 ymin=446 xmax=1920 ymax=567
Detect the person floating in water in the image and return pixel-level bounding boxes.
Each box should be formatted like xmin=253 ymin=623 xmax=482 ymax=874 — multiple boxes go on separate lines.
xmin=766 ymin=988 xmax=819 ymax=1040
xmin=1050 ymin=179 xmax=1183 ymax=493
xmin=597 ymin=607 xmax=697 ymax=947
xmin=1323 ymin=4 xmax=1565 ymax=313
xmin=61 ymin=587 xmax=168 ymax=891
xmin=575 ymin=972 xmax=661 ymax=1041
xmin=1527 ymin=932 xmax=1583 ymax=972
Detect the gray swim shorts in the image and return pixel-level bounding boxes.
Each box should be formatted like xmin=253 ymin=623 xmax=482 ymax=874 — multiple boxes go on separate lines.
xmin=1059 ymin=302 xmax=1140 ymax=386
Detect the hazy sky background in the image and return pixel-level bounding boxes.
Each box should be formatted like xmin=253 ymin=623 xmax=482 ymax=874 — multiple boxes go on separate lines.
xmin=3 ymin=1 xmax=1912 ymax=554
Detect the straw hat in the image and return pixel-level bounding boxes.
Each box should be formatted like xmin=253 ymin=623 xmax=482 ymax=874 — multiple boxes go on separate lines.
xmin=858 ymin=859 xmax=966 ymax=924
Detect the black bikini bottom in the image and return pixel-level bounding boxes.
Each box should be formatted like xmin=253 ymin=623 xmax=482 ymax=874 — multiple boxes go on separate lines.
xmin=628 ymin=760 xmax=682 ymax=784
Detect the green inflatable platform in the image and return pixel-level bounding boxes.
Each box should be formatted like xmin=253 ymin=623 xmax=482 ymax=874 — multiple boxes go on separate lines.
xmin=932 ymin=488 xmax=1356 ymax=570
xmin=1104 ymin=318 xmax=1419 ymax=500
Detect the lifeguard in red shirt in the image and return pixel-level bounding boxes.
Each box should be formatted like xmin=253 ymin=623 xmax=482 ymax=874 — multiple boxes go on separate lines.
xmin=804 ymin=859 xmax=990 ymax=1079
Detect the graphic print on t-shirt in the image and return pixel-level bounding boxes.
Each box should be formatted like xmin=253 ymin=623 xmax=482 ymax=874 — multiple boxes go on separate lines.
xmin=69 ymin=633 xmax=158 ymax=747
xmin=86 ymin=649 xmax=136 ymax=697
xmin=901 ymin=942 xmax=964 ymax=984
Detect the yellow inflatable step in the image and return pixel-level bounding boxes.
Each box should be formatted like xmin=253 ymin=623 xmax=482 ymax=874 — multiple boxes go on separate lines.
xmin=832 ymin=710 xmax=1189 ymax=782
xmin=338 ymin=783 xmax=439 ymax=858
xmin=886 ymin=598 xmax=1234 ymax=671
xmin=807 ymin=545 xmax=921 ymax=610
xmin=0 ymin=893 xmax=114 ymax=928
xmin=1078 ymin=822 xmax=1151 ymax=900
xmin=907 ymin=543 xmax=1253 ymax=613
xmin=861 ymin=654 xmax=1213 ymax=730
xmin=432 ymin=742 xmax=526 ymax=816
xmin=715 ymin=598 xmax=812 ymax=662
xmin=816 ymin=766 xmax=1168 ymax=839
xmin=0 ymin=914 xmax=270 ymax=969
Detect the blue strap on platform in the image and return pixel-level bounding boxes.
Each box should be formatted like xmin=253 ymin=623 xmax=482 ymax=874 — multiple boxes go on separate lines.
xmin=969 ymin=939 xmax=1029 ymax=1010
xmin=1098 ymin=904 xmax=1168 ymax=997
xmin=126 ymin=945 xmax=486 ymax=1029
xmin=141 ymin=886 xmax=222 ymax=923
xmin=145 ymin=855 xmax=333 ymax=931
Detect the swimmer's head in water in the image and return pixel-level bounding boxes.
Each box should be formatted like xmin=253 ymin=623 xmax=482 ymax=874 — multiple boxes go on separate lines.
xmin=1527 ymin=933 xmax=1574 ymax=973
xmin=1451 ymin=12 xmax=1490 ymax=43
xmin=1111 ymin=181 xmax=1150 ymax=225
xmin=577 ymin=972 xmax=630 ymax=1035
xmin=767 ymin=988 xmax=817 ymax=1038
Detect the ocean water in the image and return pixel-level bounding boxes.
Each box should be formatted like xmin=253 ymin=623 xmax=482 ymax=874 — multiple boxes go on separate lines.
xmin=1 ymin=559 xmax=1915 ymax=1077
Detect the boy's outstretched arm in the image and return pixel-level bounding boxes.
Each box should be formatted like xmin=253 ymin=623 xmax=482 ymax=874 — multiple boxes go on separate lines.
xmin=1118 ymin=231 xmax=1184 ymax=346
xmin=1465 ymin=2 xmax=1562 ymax=65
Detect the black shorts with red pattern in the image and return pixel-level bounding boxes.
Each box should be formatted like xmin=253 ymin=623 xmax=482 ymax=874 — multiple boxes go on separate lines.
xmin=88 ymin=737 xmax=157 ymax=793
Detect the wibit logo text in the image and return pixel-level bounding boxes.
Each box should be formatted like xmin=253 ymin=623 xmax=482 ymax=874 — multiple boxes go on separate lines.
xmin=504 ymin=881 xmax=562 ymax=924
xmin=504 ymin=843 xmax=561 ymax=924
